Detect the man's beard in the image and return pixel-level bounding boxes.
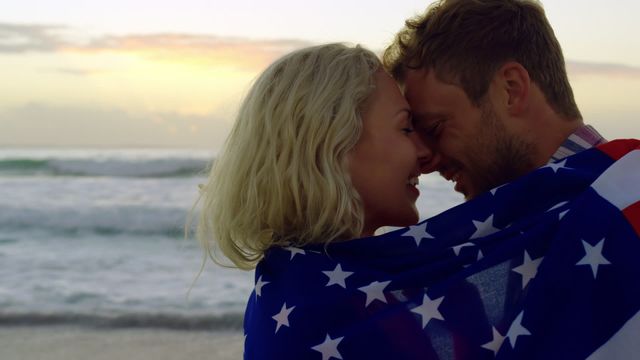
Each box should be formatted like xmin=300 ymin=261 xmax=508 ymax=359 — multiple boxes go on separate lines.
xmin=465 ymin=104 xmax=536 ymax=199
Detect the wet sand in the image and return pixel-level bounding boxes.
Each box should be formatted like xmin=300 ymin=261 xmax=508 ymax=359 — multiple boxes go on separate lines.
xmin=0 ymin=326 xmax=243 ymax=360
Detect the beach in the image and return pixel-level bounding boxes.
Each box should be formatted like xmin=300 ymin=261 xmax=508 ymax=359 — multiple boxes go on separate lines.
xmin=0 ymin=326 xmax=244 ymax=360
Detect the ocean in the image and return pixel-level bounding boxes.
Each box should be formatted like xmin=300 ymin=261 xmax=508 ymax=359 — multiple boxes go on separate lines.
xmin=0 ymin=148 xmax=463 ymax=331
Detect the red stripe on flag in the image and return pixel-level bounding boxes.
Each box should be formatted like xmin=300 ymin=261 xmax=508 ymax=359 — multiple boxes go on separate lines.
xmin=623 ymin=201 xmax=640 ymax=238
xmin=598 ymin=139 xmax=640 ymax=161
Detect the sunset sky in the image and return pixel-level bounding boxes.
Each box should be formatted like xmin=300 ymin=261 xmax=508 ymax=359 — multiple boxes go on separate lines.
xmin=1 ymin=0 xmax=639 ymax=149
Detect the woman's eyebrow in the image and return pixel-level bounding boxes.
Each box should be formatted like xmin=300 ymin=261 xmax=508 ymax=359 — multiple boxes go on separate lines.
xmin=394 ymin=108 xmax=411 ymax=118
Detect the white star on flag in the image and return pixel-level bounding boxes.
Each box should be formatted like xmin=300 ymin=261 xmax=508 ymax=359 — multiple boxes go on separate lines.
xmin=505 ymin=311 xmax=531 ymax=348
xmin=401 ymin=222 xmax=434 ymax=246
xmin=576 ymin=238 xmax=611 ymax=278
xmin=546 ymin=201 xmax=570 ymax=220
xmin=545 ymin=159 xmax=568 ymax=173
xmin=358 ymin=280 xmax=391 ymax=307
xmin=490 ymin=183 xmax=508 ymax=196
xmin=547 ymin=201 xmax=569 ymax=212
xmin=481 ymin=327 xmax=506 ymax=356
xmin=511 ymin=250 xmax=544 ymax=289
xmin=322 ymin=264 xmax=354 ymax=289
xmin=470 ymin=214 xmax=500 ymax=239
xmin=452 ymin=242 xmax=475 ymax=256
xmin=284 ymin=246 xmax=306 ymax=260
xmin=272 ymin=302 xmax=295 ymax=333
xmin=255 ymin=275 xmax=270 ymax=297
xmin=311 ymin=334 xmax=344 ymax=360
xmin=411 ymin=294 xmax=445 ymax=328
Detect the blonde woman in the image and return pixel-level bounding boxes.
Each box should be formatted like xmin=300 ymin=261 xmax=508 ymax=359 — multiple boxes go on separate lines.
xmin=198 ymin=44 xmax=438 ymax=358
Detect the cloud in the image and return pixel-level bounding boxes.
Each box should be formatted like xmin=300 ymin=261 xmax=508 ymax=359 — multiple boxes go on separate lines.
xmin=42 ymin=67 xmax=109 ymax=76
xmin=0 ymin=22 xmax=312 ymax=70
xmin=567 ymin=61 xmax=640 ymax=77
xmin=0 ymin=23 xmax=66 ymax=53
xmin=74 ymin=33 xmax=313 ymax=69
xmin=6 ymin=22 xmax=639 ymax=77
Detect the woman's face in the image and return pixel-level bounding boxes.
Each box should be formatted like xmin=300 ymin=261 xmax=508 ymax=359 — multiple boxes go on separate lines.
xmin=349 ymin=70 xmax=432 ymax=237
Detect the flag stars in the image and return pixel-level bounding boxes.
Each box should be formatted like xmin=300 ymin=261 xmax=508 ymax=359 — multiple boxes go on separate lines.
xmin=358 ymin=280 xmax=391 ymax=307
xmin=547 ymin=201 xmax=569 ymax=212
xmin=284 ymin=246 xmax=306 ymax=260
xmin=547 ymin=201 xmax=570 ymax=220
xmin=411 ymin=294 xmax=445 ymax=328
xmin=490 ymin=183 xmax=508 ymax=196
xmin=470 ymin=214 xmax=500 ymax=239
xmin=272 ymin=302 xmax=295 ymax=334
xmin=481 ymin=327 xmax=506 ymax=357
xmin=511 ymin=250 xmax=544 ymax=289
xmin=452 ymin=242 xmax=475 ymax=256
xmin=311 ymin=334 xmax=344 ymax=360
xmin=401 ymin=222 xmax=434 ymax=246
xmin=505 ymin=311 xmax=531 ymax=348
xmin=545 ymin=159 xmax=568 ymax=173
xmin=322 ymin=264 xmax=354 ymax=289
xmin=255 ymin=275 xmax=270 ymax=297
xmin=576 ymin=238 xmax=611 ymax=278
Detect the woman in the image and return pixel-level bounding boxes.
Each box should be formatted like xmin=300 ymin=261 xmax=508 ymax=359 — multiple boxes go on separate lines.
xmin=197 ymin=43 xmax=439 ymax=358
xmin=198 ymin=43 xmax=435 ymax=267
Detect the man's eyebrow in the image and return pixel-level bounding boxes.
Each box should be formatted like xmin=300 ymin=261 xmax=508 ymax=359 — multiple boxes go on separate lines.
xmin=412 ymin=111 xmax=447 ymax=124
xmin=413 ymin=111 xmax=445 ymax=119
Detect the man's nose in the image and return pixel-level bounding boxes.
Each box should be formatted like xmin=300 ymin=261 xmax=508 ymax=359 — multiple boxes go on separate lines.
xmin=412 ymin=133 xmax=440 ymax=174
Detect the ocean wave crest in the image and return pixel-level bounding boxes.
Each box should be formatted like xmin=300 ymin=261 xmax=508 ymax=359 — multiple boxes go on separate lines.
xmin=0 ymin=205 xmax=194 ymax=237
xmin=0 ymin=157 xmax=211 ymax=178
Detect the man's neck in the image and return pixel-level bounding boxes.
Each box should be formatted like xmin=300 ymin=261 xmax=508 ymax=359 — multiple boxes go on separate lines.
xmin=531 ymin=118 xmax=583 ymax=167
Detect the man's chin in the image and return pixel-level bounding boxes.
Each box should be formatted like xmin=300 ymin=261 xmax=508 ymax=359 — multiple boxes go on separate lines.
xmin=454 ymin=181 xmax=474 ymax=200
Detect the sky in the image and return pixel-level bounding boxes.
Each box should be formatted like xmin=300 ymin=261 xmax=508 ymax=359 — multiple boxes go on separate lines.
xmin=1 ymin=0 xmax=639 ymax=149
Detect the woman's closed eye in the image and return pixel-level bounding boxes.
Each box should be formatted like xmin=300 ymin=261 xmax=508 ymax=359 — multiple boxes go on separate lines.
xmin=400 ymin=112 xmax=414 ymax=134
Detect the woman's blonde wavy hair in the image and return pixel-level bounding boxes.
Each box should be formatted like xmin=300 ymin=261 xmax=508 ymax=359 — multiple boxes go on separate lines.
xmin=197 ymin=43 xmax=381 ymax=269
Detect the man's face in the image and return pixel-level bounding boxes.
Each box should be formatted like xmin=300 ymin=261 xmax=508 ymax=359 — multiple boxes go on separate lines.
xmin=404 ymin=69 xmax=535 ymax=200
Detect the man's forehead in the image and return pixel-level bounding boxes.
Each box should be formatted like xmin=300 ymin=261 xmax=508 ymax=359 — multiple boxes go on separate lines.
xmin=403 ymin=67 xmax=431 ymax=83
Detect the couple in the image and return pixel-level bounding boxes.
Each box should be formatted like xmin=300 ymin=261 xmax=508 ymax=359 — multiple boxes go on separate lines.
xmin=198 ymin=0 xmax=640 ymax=359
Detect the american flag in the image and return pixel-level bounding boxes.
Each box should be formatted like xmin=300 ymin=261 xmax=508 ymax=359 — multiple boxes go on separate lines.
xmin=244 ymin=139 xmax=640 ymax=359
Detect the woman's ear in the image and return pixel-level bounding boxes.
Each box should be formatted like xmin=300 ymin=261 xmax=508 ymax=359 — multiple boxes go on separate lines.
xmin=497 ymin=61 xmax=531 ymax=116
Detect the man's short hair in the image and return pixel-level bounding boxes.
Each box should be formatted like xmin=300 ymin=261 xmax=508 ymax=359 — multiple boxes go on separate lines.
xmin=383 ymin=0 xmax=582 ymax=120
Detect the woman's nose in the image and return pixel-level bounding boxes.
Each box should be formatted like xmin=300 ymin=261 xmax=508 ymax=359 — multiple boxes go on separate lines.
xmin=411 ymin=133 xmax=440 ymax=174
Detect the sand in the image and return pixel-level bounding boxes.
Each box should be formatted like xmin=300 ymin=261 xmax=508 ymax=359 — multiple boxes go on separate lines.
xmin=0 ymin=326 xmax=244 ymax=360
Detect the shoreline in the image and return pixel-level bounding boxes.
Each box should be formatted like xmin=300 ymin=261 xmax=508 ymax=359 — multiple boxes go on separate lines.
xmin=0 ymin=325 xmax=244 ymax=360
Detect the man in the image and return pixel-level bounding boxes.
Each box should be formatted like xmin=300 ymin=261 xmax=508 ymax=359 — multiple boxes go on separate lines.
xmin=383 ymin=0 xmax=606 ymax=200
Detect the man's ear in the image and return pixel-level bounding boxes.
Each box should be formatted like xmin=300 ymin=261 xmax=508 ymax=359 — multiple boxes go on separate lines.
xmin=497 ymin=61 xmax=530 ymax=116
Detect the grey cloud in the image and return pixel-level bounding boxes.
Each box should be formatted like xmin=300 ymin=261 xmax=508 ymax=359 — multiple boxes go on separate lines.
xmin=0 ymin=23 xmax=67 ymax=53
xmin=567 ymin=61 xmax=640 ymax=77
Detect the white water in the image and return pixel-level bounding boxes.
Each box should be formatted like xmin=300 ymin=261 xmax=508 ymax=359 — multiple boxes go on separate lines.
xmin=0 ymin=148 xmax=463 ymax=329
